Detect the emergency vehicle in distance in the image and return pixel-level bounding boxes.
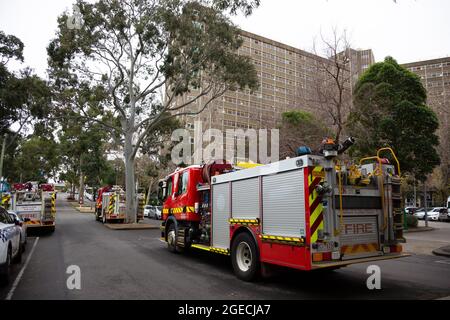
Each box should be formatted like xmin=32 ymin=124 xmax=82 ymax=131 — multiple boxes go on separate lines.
xmin=1 ymin=182 xmax=56 ymax=232
xmin=95 ymin=185 xmax=145 ymax=223
xmin=159 ymin=138 xmax=408 ymax=281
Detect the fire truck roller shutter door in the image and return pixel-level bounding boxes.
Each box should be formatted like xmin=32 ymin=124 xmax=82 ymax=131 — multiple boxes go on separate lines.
xmin=231 ymin=178 xmax=259 ymax=220
xmin=262 ymin=169 xmax=306 ymax=238
xmin=212 ymin=183 xmax=230 ymax=250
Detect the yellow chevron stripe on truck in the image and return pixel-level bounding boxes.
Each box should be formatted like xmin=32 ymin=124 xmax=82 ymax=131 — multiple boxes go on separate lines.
xmin=167 ymin=206 xmax=195 ymax=214
xmin=229 ymin=218 xmax=260 ymax=226
xmin=309 ymin=166 xmax=325 ymax=243
xmin=108 ymin=194 xmax=115 ymax=214
xmin=51 ymin=193 xmax=56 ymax=215
xmin=341 ymin=243 xmax=379 ymax=255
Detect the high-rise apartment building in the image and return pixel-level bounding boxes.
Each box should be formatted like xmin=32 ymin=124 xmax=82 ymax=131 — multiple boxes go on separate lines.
xmin=346 ymin=48 xmax=376 ymax=87
xmin=175 ymin=30 xmax=372 ymax=142
xmin=402 ymin=57 xmax=450 ymax=183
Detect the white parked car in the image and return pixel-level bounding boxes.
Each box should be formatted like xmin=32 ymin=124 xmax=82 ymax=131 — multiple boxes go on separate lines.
xmin=0 ymin=207 xmax=22 ymax=285
xmin=8 ymin=211 xmax=27 ymax=253
xmin=153 ymin=206 xmax=162 ymax=220
xmin=143 ymin=205 xmax=151 ymax=218
xmin=414 ymin=207 xmax=444 ymax=221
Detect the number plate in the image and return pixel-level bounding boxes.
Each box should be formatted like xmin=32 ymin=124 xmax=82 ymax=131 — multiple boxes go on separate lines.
xmin=316 ymin=242 xmax=335 ymax=252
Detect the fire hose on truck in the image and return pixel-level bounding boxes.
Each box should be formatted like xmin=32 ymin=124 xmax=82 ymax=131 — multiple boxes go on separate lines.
xmin=159 ymin=138 xmax=408 ymax=281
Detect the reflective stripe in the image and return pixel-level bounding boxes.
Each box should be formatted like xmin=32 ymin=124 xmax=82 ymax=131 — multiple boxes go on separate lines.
xmin=51 ymin=193 xmax=56 ymax=214
xmin=229 ymin=218 xmax=260 ymax=226
xmin=261 ymin=234 xmax=305 ymax=246
xmin=341 ymin=243 xmax=379 ymax=255
xmin=108 ymin=195 xmax=115 ymax=214
xmin=309 ymin=166 xmax=324 ymax=243
xmin=168 ymin=206 xmax=195 ymax=214
xmin=191 ymin=244 xmax=230 ymax=255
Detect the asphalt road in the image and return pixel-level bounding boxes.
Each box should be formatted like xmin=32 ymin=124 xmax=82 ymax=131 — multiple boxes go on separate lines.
xmin=1 ymin=196 xmax=450 ymax=300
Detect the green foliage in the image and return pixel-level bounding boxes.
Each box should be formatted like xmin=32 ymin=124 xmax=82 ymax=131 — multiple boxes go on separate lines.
xmin=406 ymin=214 xmax=418 ymax=228
xmin=58 ymin=117 xmax=112 ymax=188
xmin=0 ymin=31 xmax=24 ymax=63
xmin=348 ymin=57 xmax=440 ymax=181
xmin=279 ymin=110 xmax=331 ymax=158
xmin=282 ymin=110 xmax=314 ymax=125
xmin=13 ymin=136 xmax=60 ymax=183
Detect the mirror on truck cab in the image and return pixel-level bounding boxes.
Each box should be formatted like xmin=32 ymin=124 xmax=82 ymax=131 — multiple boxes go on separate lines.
xmin=158 ymin=180 xmax=167 ymax=202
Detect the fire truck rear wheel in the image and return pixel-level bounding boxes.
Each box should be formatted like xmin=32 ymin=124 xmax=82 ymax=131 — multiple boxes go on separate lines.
xmin=231 ymin=232 xmax=260 ymax=282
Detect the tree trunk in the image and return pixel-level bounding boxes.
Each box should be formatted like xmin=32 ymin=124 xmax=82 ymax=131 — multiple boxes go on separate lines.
xmin=124 ymin=132 xmax=137 ymax=223
xmin=78 ymin=157 xmax=84 ymax=204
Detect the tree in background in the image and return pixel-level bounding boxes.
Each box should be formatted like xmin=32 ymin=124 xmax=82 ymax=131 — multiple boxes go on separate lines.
xmin=348 ymin=57 xmax=440 ymax=182
xmin=0 ymin=30 xmax=53 ymax=183
xmin=58 ymin=114 xmax=112 ymax=200
xmin=279 ymin=110 xmax=330 ymax=159
xmin=311 ymin=28 xmax=352 ymax=142
xmin=13 ymin=136 xmax=60 ymax=183
xmin=48 ymin=0 xmax=260 ymax=222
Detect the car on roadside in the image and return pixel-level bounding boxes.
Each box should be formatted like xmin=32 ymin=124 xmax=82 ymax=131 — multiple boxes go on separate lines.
xmin=152 ymin=206 xmax=162 ymax=220
xmin=405 ymin=207 xmax=418 ymax=215
xmin=144 ymin=205 xmax=152 ymax=218
xmin=438 ymin=208 xmax=450 ymax=222
xmin=414 ymin=207 xmax=444 ymax=221
xmin=0 ymin=206 xmax=22 ymax=285
xmin=8 ymin=211 xmax=27 ymax=253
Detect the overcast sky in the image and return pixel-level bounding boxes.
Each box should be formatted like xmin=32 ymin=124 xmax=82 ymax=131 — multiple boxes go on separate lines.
xmin=1 ymin=0 xmax=449 ymax=77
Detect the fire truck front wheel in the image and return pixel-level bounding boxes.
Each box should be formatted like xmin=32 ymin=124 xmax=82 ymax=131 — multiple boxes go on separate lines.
xmin=231 ymin=232 xmax=260 ymax=282
xmin=167 ymin=223 xmax=178 ymax=253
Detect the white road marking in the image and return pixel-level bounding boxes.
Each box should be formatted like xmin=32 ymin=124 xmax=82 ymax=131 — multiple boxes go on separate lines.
xmin=436 ymin=296 xmax=450 ymax=300
xmin=435 ymin=260 xmax=450 ymax=265
xmin=5 ymin=237 xmax=39 ymax=300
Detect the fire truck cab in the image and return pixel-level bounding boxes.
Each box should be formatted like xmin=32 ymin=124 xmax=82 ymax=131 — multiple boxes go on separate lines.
xmin=160 ymin=142 xmax=408 ymax=281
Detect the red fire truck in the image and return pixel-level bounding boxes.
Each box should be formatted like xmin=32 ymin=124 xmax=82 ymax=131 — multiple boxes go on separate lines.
xmin=160 ymin=138 xmax=408 ymax=281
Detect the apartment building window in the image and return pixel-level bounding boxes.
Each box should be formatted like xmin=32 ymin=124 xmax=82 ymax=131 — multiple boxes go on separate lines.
xmin=237 ymin=99 xmax=249 ymax=106
xmin=262 ymin=72 xmax=273 ymax=80
xmin=223 ymin=96 xmax=236 ymax=104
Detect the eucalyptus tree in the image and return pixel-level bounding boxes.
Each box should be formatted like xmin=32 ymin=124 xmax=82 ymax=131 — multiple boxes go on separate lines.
xmin=48 ymin=0 xmax=260 ymax=222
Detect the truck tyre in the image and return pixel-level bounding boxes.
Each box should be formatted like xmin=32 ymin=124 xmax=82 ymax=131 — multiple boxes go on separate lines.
xmin=231 ymin=232 xmax=260 ymax=282
xmin=167 ymin=224 xmax=183 ymax=253
xmin=0 ymin=247 xmax=12 ymax=285
xmin=102 ymin=215 xmax=107 ymax=224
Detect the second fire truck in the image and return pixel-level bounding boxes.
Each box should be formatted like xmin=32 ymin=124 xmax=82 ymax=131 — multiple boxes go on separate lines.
xmin=2 ymin=182 xmax=57 ymax=232
xmin=159 ymin=138 xmax=408 ymax=281
xmin=95 ymin=186 xmax=145 ymax=223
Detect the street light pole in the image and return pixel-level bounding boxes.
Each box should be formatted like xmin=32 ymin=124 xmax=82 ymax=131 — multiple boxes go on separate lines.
xmin=424 ymin=182 xmax=428 ymax=228
xmin=0 ymin=134 xmax=8 ymax=200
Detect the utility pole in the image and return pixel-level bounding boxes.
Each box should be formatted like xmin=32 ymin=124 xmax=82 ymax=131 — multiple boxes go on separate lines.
xmin=424 ymin=182 xmax=428 ymax=228
xmin=0 ymin=134 xmax=8 ymax=199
